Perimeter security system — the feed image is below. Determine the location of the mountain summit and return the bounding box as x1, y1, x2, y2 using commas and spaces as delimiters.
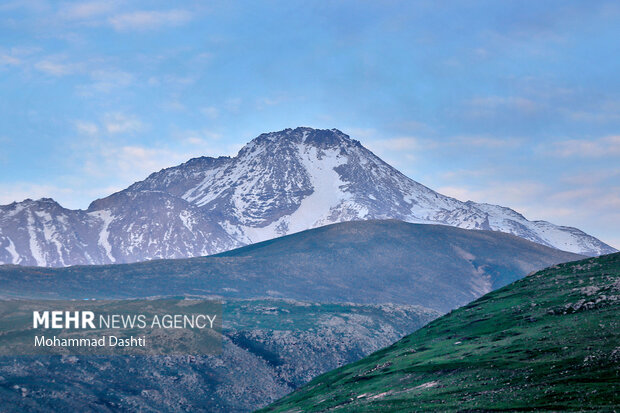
0, 127, 615, 266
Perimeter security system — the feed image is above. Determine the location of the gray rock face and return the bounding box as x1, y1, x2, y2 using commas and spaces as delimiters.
86, 190, 237, 264
0, 199, 105, 267
0, 127, 615, 267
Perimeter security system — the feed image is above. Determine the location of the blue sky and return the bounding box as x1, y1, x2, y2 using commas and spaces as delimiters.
0, 0, 618, 248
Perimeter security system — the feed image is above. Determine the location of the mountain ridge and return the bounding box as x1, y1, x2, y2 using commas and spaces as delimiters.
0, 127, 615, 267
0, 220, 583, 313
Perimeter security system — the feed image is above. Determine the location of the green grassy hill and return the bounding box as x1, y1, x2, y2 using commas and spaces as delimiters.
260, 252, 620, 412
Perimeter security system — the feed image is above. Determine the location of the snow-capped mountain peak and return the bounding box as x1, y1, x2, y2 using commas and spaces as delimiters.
0, 127, 615, 267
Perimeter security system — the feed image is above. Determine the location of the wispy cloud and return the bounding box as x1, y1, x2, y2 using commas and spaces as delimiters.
546, 135, 620, 158
182, 129, 222, 144
438, 181, 548, 208
79, 138, 234, 189
74, 120, 99, 136
561, 168, 620, 186
0, 54, 21, 66
76, 69, 134, 96
255, 93, 298, 110
34, 59, 77, 76
464, 96, 540, 117
108, 9, 193, 31
342, 127, 378, 140
0, 0, 50, 13
81, 144, 190, 183
451, 135, 522, 148
256, 95, 288, 108
370, 137, 427, 151
161, 100, 186, 111
103, 113, 144, 134
224, 97, 242, 112
0, 182, 76, 206
58, 1, 117, 21
200, 106, 219, 119
368, 134, 519, 153
565, 100, 620, 123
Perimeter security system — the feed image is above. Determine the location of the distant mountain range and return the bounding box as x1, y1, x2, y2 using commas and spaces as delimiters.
0, 127, 615, 267
0, 220, 583, 312
260, 252, 620, 412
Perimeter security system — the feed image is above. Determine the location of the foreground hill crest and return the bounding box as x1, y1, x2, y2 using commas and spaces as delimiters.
0, 127, 616, 266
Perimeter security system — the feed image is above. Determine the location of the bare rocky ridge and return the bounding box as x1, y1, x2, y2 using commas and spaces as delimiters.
0, 127, 615, 266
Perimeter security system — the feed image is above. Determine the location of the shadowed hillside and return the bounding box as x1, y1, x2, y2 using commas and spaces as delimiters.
0, 220, 583, 312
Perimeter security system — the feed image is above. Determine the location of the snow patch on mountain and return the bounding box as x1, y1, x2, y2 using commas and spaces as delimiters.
89, 209, 116, 263
5, 238, 19, 264
26, 211, 45, 266
241, 144, 351, 242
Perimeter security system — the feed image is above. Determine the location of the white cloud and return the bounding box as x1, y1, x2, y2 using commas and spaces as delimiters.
80, 141, 230, 188
464, 96, 540, 117
452, 135, 522, 148
258, 96, 285, 106
547, 135, 620, 158
59, 1, 117, 20
0, 0, 50, 13
367, 135, 519, 155
563, 100, 620, 123
0, 183, 75, 206
224, 98, 242, 112
161, 100, 186, 111
143, 74, 195, 88
34, 59, 76, 76
74, 120, 99, 136
77, 69, 134, 96
561, 168, 620, 186
103, 113, 144, 134
109, 9, 193, 31
82, 145, 187, 182
0, 54, 21, 66
0, 181, 128, 210
374, 137, 425, 151
437, 181, 548, 209
185, 137, 205, 145
201, 106, 219, 119
440, 168, 494, 180
183, 129, 221, 143
343, 127, 377, 140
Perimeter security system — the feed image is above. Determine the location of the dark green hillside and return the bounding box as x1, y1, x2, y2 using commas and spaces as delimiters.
260, 253, 620, 412
0, 220, 582, 312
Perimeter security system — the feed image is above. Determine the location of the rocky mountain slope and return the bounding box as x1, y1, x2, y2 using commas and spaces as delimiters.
0, 127, 615, 267
0, 220, 583, 312
261, 252, 620, 412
